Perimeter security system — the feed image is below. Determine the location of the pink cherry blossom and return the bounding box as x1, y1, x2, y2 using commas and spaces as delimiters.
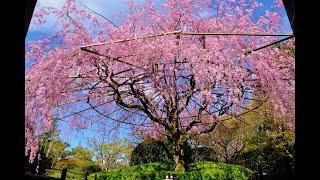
26, 0, 294, 168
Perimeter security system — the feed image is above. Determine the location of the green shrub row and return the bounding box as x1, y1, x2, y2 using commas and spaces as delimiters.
97, 162, 253, 180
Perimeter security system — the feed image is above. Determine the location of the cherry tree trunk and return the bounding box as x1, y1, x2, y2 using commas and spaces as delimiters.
172, 134, 187, 172
173, 145, 186, 172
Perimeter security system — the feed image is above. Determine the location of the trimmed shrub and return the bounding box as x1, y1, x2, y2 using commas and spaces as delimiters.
130, 140, 217, 166
97, 162, 253, 180
186, 162, 253, 180
236, 145, 295, 177
130, 140, 174, 165
97, 163, 171, 180
86, 163, 102, 174
191, 147, 217, 162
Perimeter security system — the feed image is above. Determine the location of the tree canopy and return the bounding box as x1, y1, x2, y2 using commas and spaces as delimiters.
26, 0, 294, 172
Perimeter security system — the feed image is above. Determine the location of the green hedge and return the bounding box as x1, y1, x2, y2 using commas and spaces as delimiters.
130, 140, 218, 166
97, 162, 253, 180
130, 140, 174, 165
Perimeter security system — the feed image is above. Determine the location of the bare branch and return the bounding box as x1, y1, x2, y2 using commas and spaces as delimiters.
80, 2, 119, 28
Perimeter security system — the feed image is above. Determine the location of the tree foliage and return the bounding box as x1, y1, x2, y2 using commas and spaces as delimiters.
236, 105, 295, 176
26, 0, 294, 171
89, 138, 134, 171
58, 147, 94, 173
130, 139, 175, 166
130, 139, 217, 165
190, 147, 217, 163
193, 102, 295, 176
25, 120, 67, 175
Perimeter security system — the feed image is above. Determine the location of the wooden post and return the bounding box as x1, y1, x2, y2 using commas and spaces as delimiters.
176, 34, 180, 46
60, 167, 67, 180
200, 35, 206, 49
254, 171, 259, 180
258, 165, 263, 180
94, 174, 97, 180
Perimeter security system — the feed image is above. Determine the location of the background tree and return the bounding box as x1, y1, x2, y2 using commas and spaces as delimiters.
196, 121, 247, 163
88, 138, 134, 171
190, 146, 217, 163
26, 0, 294, 172
195, 102, 295, 175
236, 103, 295, 176
46, 140, 70, 169
25, 120, 65, 175
130, 138, 221, 166
130, 139, 175, 166
66, 147, 93, 173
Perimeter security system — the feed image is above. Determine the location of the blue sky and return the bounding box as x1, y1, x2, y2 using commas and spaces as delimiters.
27, 0, 129, 41
26, 0, 293, 149
26, 0, 139, 149
26, 0, 293, 42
